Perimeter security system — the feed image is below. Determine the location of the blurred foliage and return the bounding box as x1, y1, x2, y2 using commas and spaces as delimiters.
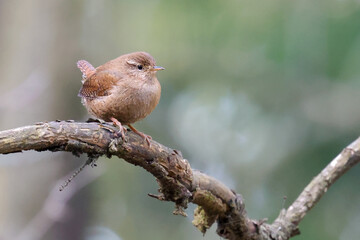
1, 0, 360, 239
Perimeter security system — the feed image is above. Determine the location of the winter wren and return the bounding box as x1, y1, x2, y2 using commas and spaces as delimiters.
77, 52, 164, 145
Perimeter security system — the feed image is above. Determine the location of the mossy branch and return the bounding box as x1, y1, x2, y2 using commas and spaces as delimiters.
0, 120, 359, 240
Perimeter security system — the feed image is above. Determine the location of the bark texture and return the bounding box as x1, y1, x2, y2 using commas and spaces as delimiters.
0, 120, 359, 240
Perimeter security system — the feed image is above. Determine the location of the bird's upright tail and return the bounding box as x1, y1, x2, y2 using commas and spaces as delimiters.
77, 60, 96, 83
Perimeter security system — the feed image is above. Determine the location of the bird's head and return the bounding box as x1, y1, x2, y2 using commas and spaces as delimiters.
124, 52, 164, 81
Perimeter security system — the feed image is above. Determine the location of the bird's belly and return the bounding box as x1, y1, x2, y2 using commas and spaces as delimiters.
83, 85, 160, 125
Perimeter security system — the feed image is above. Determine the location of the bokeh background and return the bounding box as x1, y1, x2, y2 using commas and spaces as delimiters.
1, 0, 360, 239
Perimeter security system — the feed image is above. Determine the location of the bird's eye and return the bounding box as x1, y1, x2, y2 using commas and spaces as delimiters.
137, 65, 143, 70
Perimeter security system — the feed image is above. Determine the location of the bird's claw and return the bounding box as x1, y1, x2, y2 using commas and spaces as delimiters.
114, 127, 127, 140
128, 124, 152, 146
110, 117, 127, 141
143, 134, 152, 146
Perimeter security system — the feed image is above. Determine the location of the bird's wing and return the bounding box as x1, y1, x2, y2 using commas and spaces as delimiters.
78, 70, 122, 99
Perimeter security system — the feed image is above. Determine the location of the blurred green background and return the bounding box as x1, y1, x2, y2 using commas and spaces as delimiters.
1, 0, 360, 239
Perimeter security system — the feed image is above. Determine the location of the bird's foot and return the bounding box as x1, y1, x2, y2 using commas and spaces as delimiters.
142, 134, 152, 146
128, 124, 152, 146
110, 117, 127, 140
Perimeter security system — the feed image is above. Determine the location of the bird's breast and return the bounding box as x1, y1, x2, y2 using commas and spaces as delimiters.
108, 78, 161, 124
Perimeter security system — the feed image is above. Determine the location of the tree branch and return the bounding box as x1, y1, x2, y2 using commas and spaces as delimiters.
258, 137, 360, 239
0, 120, 359, 239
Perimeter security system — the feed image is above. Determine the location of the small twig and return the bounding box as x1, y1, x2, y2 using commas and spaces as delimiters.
148, 193, 166, 201
59, 155, 99, 191
282, 196, 287, 209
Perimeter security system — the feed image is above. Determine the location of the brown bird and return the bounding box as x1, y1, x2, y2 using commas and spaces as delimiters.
77, 52, 164, 145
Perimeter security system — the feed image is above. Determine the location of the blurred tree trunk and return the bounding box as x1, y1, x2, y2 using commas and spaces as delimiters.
0, 1, 88, 240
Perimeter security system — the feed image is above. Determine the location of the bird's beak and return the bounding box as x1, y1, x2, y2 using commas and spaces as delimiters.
152, 66, 165, 71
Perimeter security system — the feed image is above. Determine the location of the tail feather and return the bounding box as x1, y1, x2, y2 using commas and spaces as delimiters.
77, 60, 96, 82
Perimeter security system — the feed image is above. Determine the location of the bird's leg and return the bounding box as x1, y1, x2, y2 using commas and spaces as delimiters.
110, 117, 127, 139
128, 124, 152, 146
